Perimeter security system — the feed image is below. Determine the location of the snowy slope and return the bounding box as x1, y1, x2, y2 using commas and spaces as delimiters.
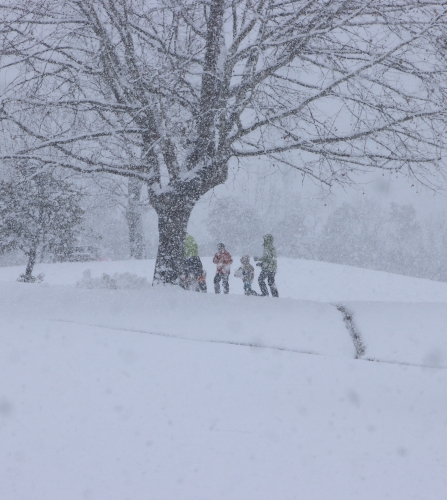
1, 259, 447, 499
346, 302, 447, 367
2, 256, 447, 301
0, 282, 354, 358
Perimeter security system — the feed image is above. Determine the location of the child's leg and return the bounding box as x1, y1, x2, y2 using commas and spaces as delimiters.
267, 272, 278, 297
222, 274, 229, 294
258, 270, 269, 296
198, 274, 207, 293
214, 273, 221, 293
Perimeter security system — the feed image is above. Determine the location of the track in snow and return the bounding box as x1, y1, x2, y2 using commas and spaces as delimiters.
52, 319, 319, 357
334, 304, 366, 359
51, 318, 446, 370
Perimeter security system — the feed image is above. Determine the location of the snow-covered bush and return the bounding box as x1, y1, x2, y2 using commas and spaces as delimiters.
77, 269, 149, 289
17, 273, 45, 284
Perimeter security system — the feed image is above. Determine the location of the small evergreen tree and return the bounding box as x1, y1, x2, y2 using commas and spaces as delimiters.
0, 169, 85, 282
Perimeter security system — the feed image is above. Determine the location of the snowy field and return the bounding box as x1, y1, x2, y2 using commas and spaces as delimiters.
1, 258, 447, 499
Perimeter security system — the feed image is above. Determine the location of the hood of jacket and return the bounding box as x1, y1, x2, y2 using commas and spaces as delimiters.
184, 234, 199, 258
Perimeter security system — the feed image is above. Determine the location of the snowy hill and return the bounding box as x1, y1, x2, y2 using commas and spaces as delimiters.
2, 256, 447, 301
1, 258, 447, 499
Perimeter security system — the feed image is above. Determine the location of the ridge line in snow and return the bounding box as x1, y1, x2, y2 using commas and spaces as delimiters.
363, 357, 447, 370
334, 304, 366, 359
50, 319, 447, 370
50, 319, 320, 356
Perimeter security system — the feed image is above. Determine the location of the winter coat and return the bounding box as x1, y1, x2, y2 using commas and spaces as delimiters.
213, 249, 233, 274
184, 234, 199, 259
259, 234, 277, 273
184, 256, 204, 278
234, 263, 255, 283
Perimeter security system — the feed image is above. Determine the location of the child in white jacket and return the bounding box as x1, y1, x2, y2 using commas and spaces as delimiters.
234, 255, 258, 296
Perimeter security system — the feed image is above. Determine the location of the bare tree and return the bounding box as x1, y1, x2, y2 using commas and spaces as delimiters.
82, 173, 147, 259
1, 0, 446, 284
126, 177, 145, 259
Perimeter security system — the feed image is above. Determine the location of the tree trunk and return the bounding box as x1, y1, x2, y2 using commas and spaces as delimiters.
152, 194, 194, 285
24, 247, 37, 280
126, 178, 145, 259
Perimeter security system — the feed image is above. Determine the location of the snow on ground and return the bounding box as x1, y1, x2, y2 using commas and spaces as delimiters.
1, 258, 447, 499
346, 302, 447, 368
0, 282, 354, 358
2, 256, 447, 301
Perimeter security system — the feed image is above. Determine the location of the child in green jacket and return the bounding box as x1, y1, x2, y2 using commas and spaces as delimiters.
254, 234, 279, 297
183, 234, 207, 292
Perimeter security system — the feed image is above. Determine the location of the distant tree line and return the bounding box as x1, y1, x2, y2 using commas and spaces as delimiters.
2, 171, 447, 285
205, 196, 447, 282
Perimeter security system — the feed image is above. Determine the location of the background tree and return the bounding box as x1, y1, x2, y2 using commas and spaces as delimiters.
384, 203, 425, 276
318, 199, 386, 269
1, 0, 446, 284
207, 197, 263, 255
317, 199, 431, 277
126, 178, 146, 259
275, 205, 309, 259
421, 210, 447, 282
0, 168, 85, 282
86, 173, 148, 259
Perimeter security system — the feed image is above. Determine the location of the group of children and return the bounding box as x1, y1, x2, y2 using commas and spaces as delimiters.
182, 234, 279, 298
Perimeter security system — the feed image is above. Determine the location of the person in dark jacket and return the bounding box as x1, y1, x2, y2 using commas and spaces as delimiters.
212, 243, 233, 294
255, 234, 279, 297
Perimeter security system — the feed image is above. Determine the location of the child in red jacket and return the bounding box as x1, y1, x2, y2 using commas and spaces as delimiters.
212, 243, 233, 294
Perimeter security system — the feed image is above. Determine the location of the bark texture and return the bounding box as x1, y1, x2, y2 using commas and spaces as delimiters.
153, 197, 194, 285
24, 247, 36, 280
